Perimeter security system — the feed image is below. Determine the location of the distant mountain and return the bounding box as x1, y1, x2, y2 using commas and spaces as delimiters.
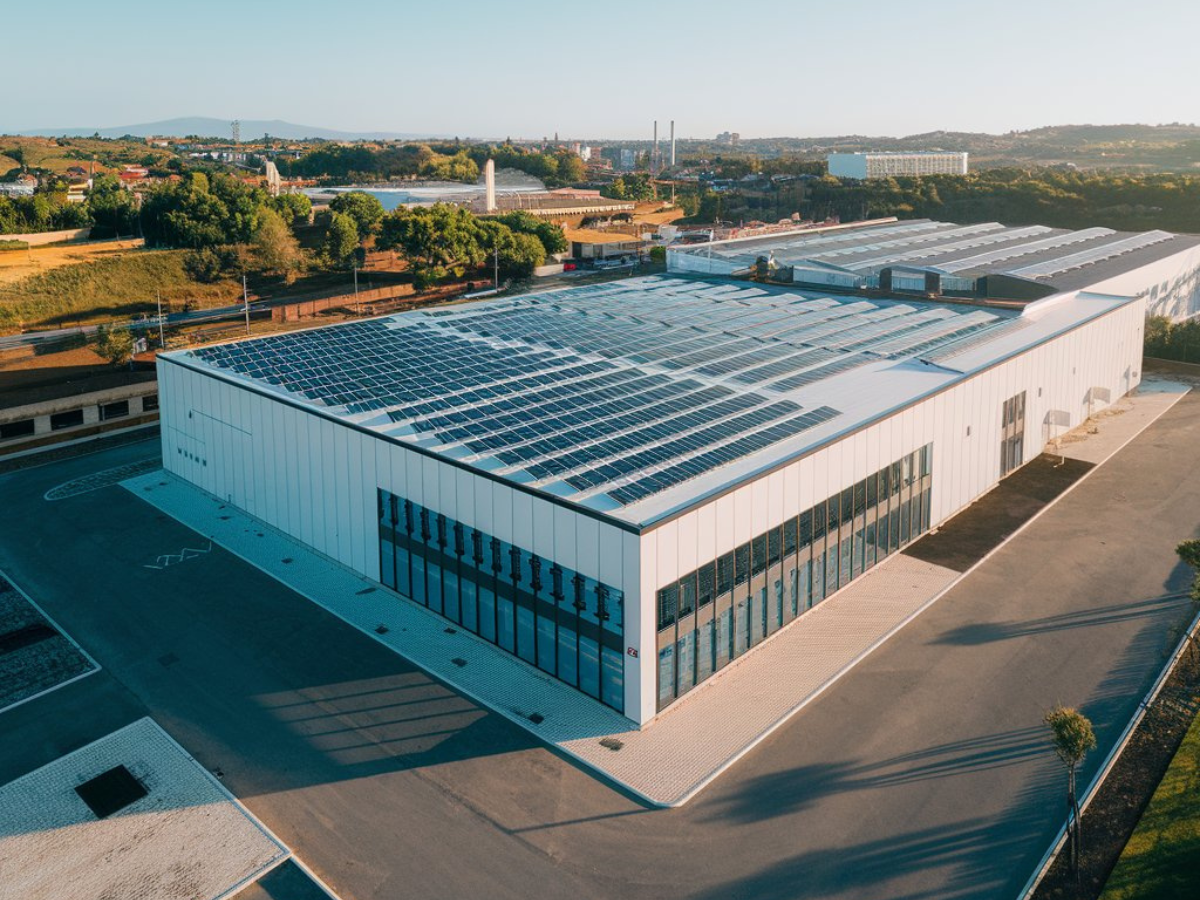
17, 117, 442, 141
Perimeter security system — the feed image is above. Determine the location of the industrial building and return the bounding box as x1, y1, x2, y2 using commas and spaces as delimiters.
158, 219, 1200, 726
828, 151, 969, 179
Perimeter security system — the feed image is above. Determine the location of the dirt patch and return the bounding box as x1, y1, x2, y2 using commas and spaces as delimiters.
0, 239, 145, 287
1032, 643, 1200, 900
903, 454, 1094, 572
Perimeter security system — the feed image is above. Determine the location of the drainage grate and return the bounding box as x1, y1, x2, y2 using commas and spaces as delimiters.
75, 765, 147, 819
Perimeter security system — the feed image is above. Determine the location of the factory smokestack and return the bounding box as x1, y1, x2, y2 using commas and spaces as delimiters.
670, 120, 675, 167
484, 159, 496, 213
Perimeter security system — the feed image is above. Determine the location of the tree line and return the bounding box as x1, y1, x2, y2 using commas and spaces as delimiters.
376, 205, 567, 288
1144, 315, 1200, 363
804, 168, 1200, 234
277, 142, 585, 188
132, 170, 566, 289
0, 174, 141, 237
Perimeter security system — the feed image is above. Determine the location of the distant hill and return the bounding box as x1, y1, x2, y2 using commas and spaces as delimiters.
17, 117, 442, 141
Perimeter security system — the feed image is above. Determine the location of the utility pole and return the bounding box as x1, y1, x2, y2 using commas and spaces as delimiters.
493, 247, 499, 289
353, 264, 360, 315
243, 275, 250, 335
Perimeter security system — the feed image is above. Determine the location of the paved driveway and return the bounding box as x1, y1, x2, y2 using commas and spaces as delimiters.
1, 395, 1198, 900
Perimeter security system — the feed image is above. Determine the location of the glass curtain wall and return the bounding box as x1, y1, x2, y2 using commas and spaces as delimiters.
378, 489, 625, 713
656, 443, 934, 712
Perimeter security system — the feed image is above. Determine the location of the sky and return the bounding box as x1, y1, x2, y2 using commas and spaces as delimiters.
7, 0, 1199, 140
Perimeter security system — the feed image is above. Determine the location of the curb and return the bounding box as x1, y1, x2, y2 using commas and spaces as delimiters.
1015, 604, 1200, 900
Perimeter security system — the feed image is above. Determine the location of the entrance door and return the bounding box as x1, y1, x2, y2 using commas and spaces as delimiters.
1000, 391, 1027, 477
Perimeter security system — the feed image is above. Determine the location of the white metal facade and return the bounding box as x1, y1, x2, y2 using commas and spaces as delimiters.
828, 152, 969, 179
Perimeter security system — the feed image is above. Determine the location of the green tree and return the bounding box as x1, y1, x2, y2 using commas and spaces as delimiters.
1174, 540, 1200, 658
477, 220, 547, 279
86, 175, 139, 239
603, 174, 656, 202
328, 191, 385, 236
494, 210, 567, 255
324, 211, 360, 268
271, 192, 312, 225
252, 207, 304, 279
420, 151, 480, 183
93, 322, 136, 365
553, 151, 585, 184
1044, 705, 1097, 875
376, 203, 486, 286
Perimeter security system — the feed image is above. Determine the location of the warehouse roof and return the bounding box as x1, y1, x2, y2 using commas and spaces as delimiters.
671, 218, 1200, 293
170, 274, 1137, 528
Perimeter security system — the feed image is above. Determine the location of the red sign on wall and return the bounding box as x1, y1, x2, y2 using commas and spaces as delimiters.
627, 647, 639, 658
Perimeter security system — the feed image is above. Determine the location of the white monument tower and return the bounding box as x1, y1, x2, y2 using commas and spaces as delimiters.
484, 159, 496, 213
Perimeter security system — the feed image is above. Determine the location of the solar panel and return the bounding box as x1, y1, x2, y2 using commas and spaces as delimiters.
189, 273, 1024, 509
934, 227, 1116, 273
1004, 231, 1174, 279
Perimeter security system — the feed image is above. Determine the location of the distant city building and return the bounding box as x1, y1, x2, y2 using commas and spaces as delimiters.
619, 148, 637, 170
716, 131, 740, 146
827, 151, 969, 179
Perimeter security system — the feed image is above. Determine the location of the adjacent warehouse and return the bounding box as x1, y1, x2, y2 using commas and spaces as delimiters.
828, 151, 969, 179
158, 219, 1200, 726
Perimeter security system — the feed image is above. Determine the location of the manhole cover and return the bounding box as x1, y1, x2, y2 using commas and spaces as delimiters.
75, 765, 147, 819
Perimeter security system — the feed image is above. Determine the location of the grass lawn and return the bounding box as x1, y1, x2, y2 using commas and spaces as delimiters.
1099, 704, 1200, 899
0, 248, 241, 333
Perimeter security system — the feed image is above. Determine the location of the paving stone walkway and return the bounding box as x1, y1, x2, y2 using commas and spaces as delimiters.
120, 380, 1189, 807
0, 717, 287, 900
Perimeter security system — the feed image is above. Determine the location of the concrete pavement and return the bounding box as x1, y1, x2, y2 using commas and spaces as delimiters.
1, 392, 1198, 899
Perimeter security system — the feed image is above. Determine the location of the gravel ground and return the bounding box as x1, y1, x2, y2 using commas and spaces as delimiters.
0, 575, 96, 710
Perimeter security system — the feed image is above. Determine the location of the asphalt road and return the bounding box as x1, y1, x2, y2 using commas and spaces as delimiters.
1, 396, 1198, 900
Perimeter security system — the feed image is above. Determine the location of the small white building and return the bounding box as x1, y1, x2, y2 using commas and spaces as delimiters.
159, 219, 1200, 726
828, 151, 969, 179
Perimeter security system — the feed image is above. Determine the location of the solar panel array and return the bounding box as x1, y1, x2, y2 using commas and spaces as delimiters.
190, 276, 1016, 510
678, 221, 1183, 291
1004, 230, 1175, 279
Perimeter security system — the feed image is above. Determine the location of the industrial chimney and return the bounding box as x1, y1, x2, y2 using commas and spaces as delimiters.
670, 120, 676, 167
484, 159, 496, 213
